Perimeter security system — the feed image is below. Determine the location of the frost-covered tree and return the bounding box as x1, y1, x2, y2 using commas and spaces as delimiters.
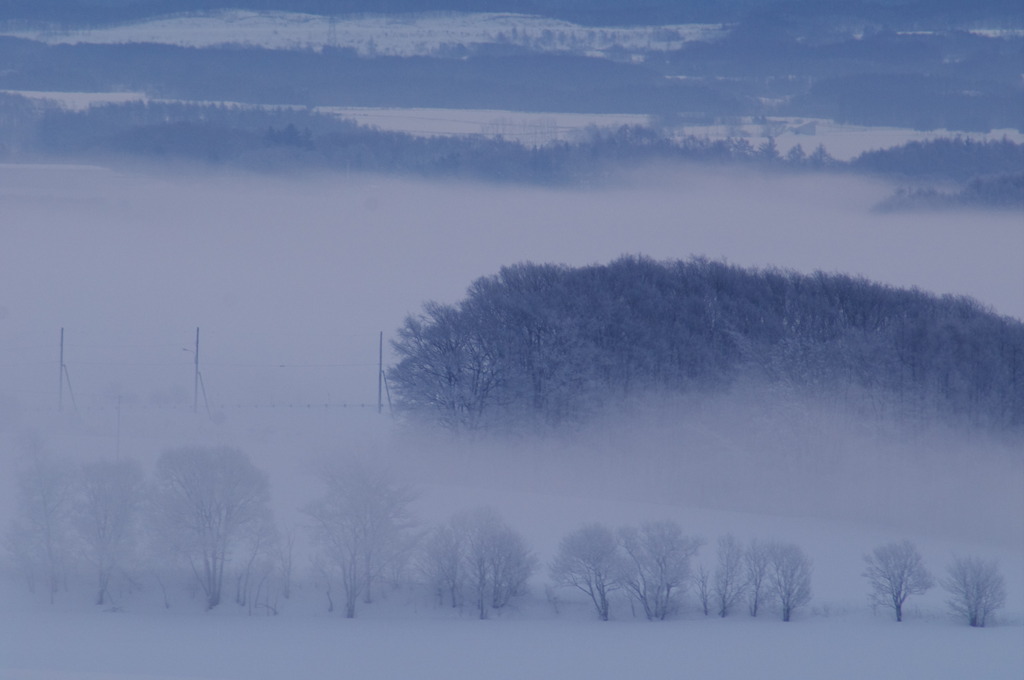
73, 459, 145, 606
418, 523, 466, 609
305, 461, 417, 618
389, 258, 1024, 433
150, 446, 273, 610
693, 562, 712, 616
457, 508, 536, 620
713, 533, 747, 618
941, 556, 1006, 627
389, 301, 503, 430
618, 520, 701, 621
744, 538, 771, 617
863, 540, 933, 622
766, 541, 813, 622
549, 523, 622, 621
3, 442, 75, 603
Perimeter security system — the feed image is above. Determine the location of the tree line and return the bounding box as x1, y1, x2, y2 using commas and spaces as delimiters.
388, 257, 1024, 432
3, 445, 1007, 627
2, 94, 1021, 192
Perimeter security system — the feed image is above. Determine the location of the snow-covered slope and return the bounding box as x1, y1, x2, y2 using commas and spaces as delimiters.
2, 10, 726, 57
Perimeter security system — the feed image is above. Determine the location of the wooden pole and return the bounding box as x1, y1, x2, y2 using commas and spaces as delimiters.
193, 327, 200, 414
58, 327, 64, 411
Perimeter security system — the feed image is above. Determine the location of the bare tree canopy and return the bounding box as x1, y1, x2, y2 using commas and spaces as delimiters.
550, 523, 623, 621
941, 555, 1006, 628
713, 534, 747, 618
863, 540, 933, 622
3, 443, 75, 604
456, 507, 536, 620
390, 257, 1024, 432
744, 538, 771, 617
767, 541, 813, 622
305, 460, 418, 618
618, 520, 701, 621
151, 446, 274, 610
74, 459, 146, 606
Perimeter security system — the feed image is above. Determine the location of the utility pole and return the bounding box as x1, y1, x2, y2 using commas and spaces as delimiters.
378, 331, 383, 414
58, 327, 64, 411
115, 395, 121, 460
58, 328, 76, 413
193, 327, 200, 414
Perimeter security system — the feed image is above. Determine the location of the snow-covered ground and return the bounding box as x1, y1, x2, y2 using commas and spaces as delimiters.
0, 10, 726, 57
2, 601, 1019, 680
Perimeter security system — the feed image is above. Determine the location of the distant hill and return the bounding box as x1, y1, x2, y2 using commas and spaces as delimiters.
1, 1, 1020, 27
0, 1, 771, 26
388, 257, 1024, 432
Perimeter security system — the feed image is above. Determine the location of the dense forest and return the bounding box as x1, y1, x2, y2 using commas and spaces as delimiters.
388, 257, 1024, 432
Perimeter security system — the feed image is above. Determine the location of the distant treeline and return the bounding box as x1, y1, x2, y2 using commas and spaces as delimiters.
2, 96, 1021, 190
0, 96, 826, 183
877, 172, 1024, 211
388, 257, 1024, 432
852, 137, 1024, 182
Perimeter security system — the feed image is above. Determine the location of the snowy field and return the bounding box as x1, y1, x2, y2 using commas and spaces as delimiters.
0, 420, 1022, 680
0, 10, 726, 57
0, 397, 1022, 680
1, 164, 1022, 679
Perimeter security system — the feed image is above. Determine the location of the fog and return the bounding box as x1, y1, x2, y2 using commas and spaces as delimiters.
1, 162, 1022, 679
3, 164, 1020, 394
1, 160, 1020, 536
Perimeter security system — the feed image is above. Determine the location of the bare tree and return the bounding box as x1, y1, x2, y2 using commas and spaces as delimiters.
457, 508, 536, 620
693, 562, 712, 616
73, 459, 145, 606
618, 520, 702, 621
389, 302, 503, 431
418, 523, 465, 609
713, 533, 747, 618
863, 540, 933, 622
3, 443, 75, 603
549, 523, 622, 621
766, 541, 813, 622
150, 446, 273, 610
941, 555, 1006, 627
233, 513, 278, 612
274, 526, 298, 600
304, 460, 417, 618
744, 538, 770, 617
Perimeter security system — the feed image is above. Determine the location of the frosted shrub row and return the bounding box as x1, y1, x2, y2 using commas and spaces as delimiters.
3, 446, 1006, 626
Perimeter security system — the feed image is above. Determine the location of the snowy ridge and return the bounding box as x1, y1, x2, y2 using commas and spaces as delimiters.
3, 10, 727, 57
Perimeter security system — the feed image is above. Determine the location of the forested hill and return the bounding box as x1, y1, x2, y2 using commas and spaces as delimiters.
388, 257, 1024, 433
